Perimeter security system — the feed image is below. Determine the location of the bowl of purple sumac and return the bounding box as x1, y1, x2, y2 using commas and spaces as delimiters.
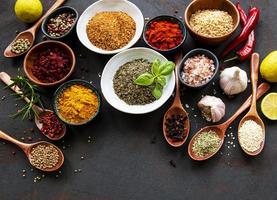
24, 40, 76, 87
41, 6, 78, 40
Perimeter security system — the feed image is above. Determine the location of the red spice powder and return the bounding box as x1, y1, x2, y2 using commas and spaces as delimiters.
41, 112, 64, 139
146, 20, 183, 50
31, 48, 70, 83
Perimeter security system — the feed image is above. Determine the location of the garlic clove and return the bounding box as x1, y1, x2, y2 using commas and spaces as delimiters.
198, 95, 225, 123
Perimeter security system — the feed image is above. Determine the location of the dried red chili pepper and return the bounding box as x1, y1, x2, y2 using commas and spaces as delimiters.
221, 6, 260, 58
225, 3, 256, 62
145, 20, 183, 50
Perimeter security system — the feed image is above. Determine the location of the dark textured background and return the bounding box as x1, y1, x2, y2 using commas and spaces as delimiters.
0, 0, 276, 200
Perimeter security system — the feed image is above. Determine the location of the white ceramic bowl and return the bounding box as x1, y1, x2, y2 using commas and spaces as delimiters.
76, 0, 144, 54
101, 47, 175, 114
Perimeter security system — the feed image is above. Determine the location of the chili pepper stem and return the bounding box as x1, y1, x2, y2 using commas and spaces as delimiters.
224, 56, 239, 63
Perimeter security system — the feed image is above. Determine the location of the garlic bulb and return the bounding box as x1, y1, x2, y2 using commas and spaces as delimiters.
220, 66, 248, 95
198, 95, 225, 123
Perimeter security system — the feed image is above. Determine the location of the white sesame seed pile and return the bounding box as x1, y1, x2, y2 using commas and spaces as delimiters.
189, 9, 234, 37
238, 120, 264, 152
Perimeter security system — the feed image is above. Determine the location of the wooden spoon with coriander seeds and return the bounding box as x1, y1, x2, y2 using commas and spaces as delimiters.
3, 0, 65, 58
0, 72, 66, 140
0, 130, 64, 172
163, 50, 190, 147
188, 82, 270, 161
238, 53, 266, 156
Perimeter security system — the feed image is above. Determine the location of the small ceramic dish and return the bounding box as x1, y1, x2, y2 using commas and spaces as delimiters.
76, 0, 144, 55
53, 79, 101, 126
23, 40, 75, 87
100, 47, 175, 114
184, 0, 240, 45
143, 15, 187, 54
41, 6, 78, 40
178, 48, 219, 89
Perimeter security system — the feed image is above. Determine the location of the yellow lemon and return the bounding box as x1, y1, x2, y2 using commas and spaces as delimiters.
260, 51, 277, 83
261, 93, 277, 120
14, 0, 43, 23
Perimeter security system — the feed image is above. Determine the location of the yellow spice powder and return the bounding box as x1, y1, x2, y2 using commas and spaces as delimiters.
58, 84, 99, 124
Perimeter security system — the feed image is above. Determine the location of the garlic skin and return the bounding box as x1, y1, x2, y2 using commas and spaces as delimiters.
198, 95, 225, 123
220, 66, 248, 95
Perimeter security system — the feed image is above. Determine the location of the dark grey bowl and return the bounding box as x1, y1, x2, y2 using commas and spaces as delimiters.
53, 79, 101, 126
178, 48, 219, 89
143, 15, 187, 54
41, 6, 78, 40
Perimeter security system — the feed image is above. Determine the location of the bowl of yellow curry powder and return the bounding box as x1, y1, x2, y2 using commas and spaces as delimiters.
53, 80, 101, 125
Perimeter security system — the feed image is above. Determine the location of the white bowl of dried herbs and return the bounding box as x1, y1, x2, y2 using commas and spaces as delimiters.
76, 0, 144, 54
101, 47, 176, 114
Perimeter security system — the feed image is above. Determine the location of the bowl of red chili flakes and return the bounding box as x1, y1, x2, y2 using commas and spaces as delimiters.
143, 15, 187, 54
24, 40, 76, 87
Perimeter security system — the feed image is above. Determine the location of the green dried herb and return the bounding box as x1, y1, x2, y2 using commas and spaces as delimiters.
192, 130, 221, 157
134, 59, 175, 99
5, 76, 44, 119
113, 59, 156, 105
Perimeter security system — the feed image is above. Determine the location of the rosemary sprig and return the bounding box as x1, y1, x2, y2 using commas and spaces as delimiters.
5, 76, 44, 120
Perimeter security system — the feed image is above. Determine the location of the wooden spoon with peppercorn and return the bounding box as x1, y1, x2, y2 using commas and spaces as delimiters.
0, 72, 66, 140
0, 130, 64, 172
163, 50, 190, 147
188, 82, 270, 161
3, 0, 65, 58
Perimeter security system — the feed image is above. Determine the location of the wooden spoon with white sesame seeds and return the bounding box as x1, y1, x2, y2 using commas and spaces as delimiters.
0, 130, 64, 172
188, 82, 270, 161
238, 53, 266, 156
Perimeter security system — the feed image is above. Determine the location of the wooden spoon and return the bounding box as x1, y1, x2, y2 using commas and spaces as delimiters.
0, 130, 64, 172
3, 0, 65, 58
163, 50, 190, 147
188, 82, 270, 161
238, 53, 265, 156
0, 72, 66, 140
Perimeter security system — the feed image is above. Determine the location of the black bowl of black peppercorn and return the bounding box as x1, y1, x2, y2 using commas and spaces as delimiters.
41, 6, 78, 40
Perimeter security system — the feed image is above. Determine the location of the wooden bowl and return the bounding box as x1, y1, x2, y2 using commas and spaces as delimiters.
24, 41, 75, 87
184, 0, 240, 45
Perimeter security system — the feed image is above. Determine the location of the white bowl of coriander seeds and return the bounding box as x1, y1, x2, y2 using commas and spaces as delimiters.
77, 0, 144, 54
101, 47, 175, 114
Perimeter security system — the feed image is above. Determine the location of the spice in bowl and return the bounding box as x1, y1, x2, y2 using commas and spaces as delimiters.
86, 11, 136, 50
165, 114, 187, 141
181, 54, 215, 86
238, 120, 264, 152
57, 84, 99, 124
192, 130, 221, 157
31, 47, 70, 83
11, 38, 31, 54
189, 9, 234, 37
47, 12, 76, 37
29, 144, 60, 170
145, 20, 183, 50
41, 112, 64, 139
113, 59, 155, 105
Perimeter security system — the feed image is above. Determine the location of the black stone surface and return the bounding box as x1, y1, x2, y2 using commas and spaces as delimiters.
0, 0, 276, 199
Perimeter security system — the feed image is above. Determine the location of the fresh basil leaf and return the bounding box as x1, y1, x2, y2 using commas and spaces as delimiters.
151, 58, 161, 76
158, 61, 175, 76
134, 73, 155, 86
156, 75, 166, 86
152, 83, 163, 99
